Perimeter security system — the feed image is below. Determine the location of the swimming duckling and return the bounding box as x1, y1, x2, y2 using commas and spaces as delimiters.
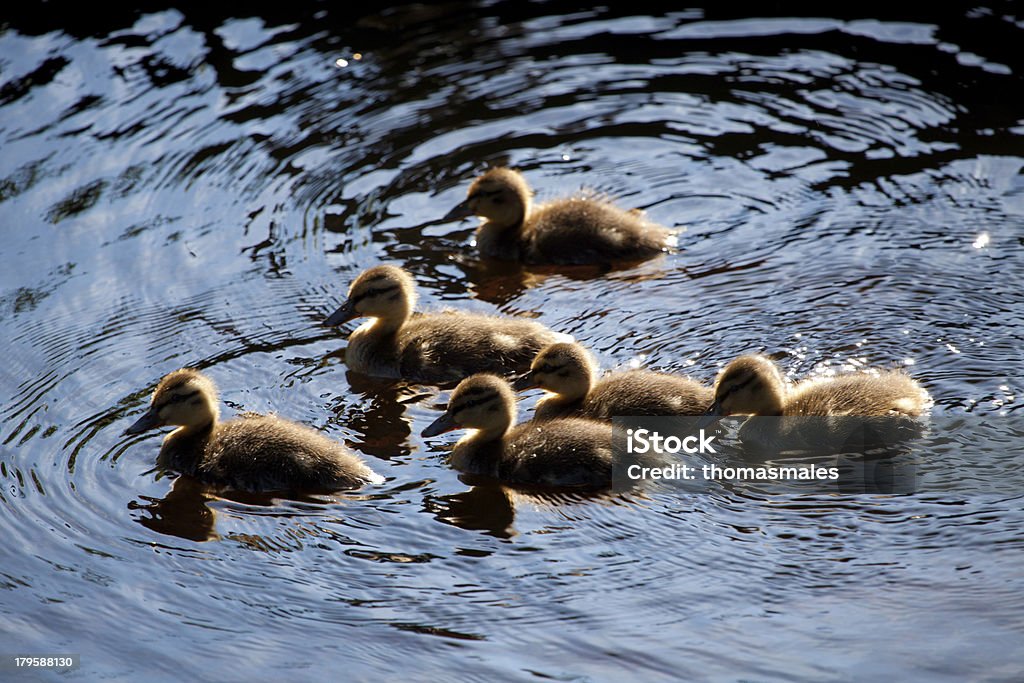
707, 355, 930, 417
124, 369, 383, 492
443, 167, 675, 264
514, 342, 713, 420
421, 374, 615, 489
703, 354, 931, 450
324, 265, 569, 384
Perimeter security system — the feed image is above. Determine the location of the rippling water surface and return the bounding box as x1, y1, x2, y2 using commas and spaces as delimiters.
2, 4, 1023, 680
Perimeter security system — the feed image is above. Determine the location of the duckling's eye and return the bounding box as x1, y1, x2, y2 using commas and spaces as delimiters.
722, 376, 756, 399
538, 363, 561, 374
469, 189, 502, 202
155, 389, 199, 409
353, 285, 400, 304
453, 394, 499, 413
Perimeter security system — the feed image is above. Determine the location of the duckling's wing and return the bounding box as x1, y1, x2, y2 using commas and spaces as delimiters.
397, 312, 561, 383
788, 373, 929, 417
203, 416, 378, 492
585, 371, 713, 418
502, 419, 614, 488
534, 395, 585, 421
527, 201, 673, 264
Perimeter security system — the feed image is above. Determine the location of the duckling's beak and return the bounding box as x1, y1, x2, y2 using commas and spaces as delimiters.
324, 298, 357, 327
696, 400, 723, 429
443, 199, 475, 222
511, 371, 539, 392
123, 406, 164, 436
422, 412, 460, 437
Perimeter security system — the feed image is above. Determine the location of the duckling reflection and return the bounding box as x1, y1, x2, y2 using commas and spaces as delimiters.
443, 167, 675, 264
324, 264, 569, 384
124, 369, 383, 492
426, 482, 516, 539
129, 475, 219, 542
129, 472, 373, 543
422, 374, 614, 489
427, 480, 634, 539
440, 256, 545, 307
336, 369, 427, 460
441, 254, 664, 307
515, 342, 713, 420
703, 354, 931, 452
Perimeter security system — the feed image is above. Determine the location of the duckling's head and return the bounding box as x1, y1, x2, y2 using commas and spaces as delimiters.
124, 369, 219, 435
707, 355, 786, 418
324, 265, 416, 329
513, 342, 596, 400
422, 374, 516, 440
443, 167, 531, 228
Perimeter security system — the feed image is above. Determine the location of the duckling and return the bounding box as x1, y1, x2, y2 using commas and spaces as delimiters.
123, 369, 383, 492
707, 355, 930, 417
324, 264, 569, 384
421, 374, 615, 489
514, 342, 713, 420
443, 167, 675, 264
702, 354, 931, 450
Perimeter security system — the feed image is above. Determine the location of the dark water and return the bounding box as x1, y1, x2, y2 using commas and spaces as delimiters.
2, 4, 1023, 680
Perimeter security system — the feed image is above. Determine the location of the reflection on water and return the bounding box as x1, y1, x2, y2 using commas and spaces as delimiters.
130, 475, 221, 542
2, 3, 1023, 680
427, 483, 517, 539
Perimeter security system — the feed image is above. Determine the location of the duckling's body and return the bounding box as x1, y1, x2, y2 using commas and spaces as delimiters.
584, 371, 714, 419
125, 369, 382, 492
784, 373, 931, 417
325, 265, 568, 384
444, 168, 675, 264
516, 343, 712, 421
422, 374, 615, 489
708, 355, 930, 418
705, 354, 930, 450
346, 310, 560, 384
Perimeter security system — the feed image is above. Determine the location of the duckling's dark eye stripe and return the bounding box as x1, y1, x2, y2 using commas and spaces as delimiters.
468, 189, 502, 201
537, 363, 562, 374
155, 389, 199, 409
723, 375, 757, 398
352, 285, 400, 305
451, 394, 499, 414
